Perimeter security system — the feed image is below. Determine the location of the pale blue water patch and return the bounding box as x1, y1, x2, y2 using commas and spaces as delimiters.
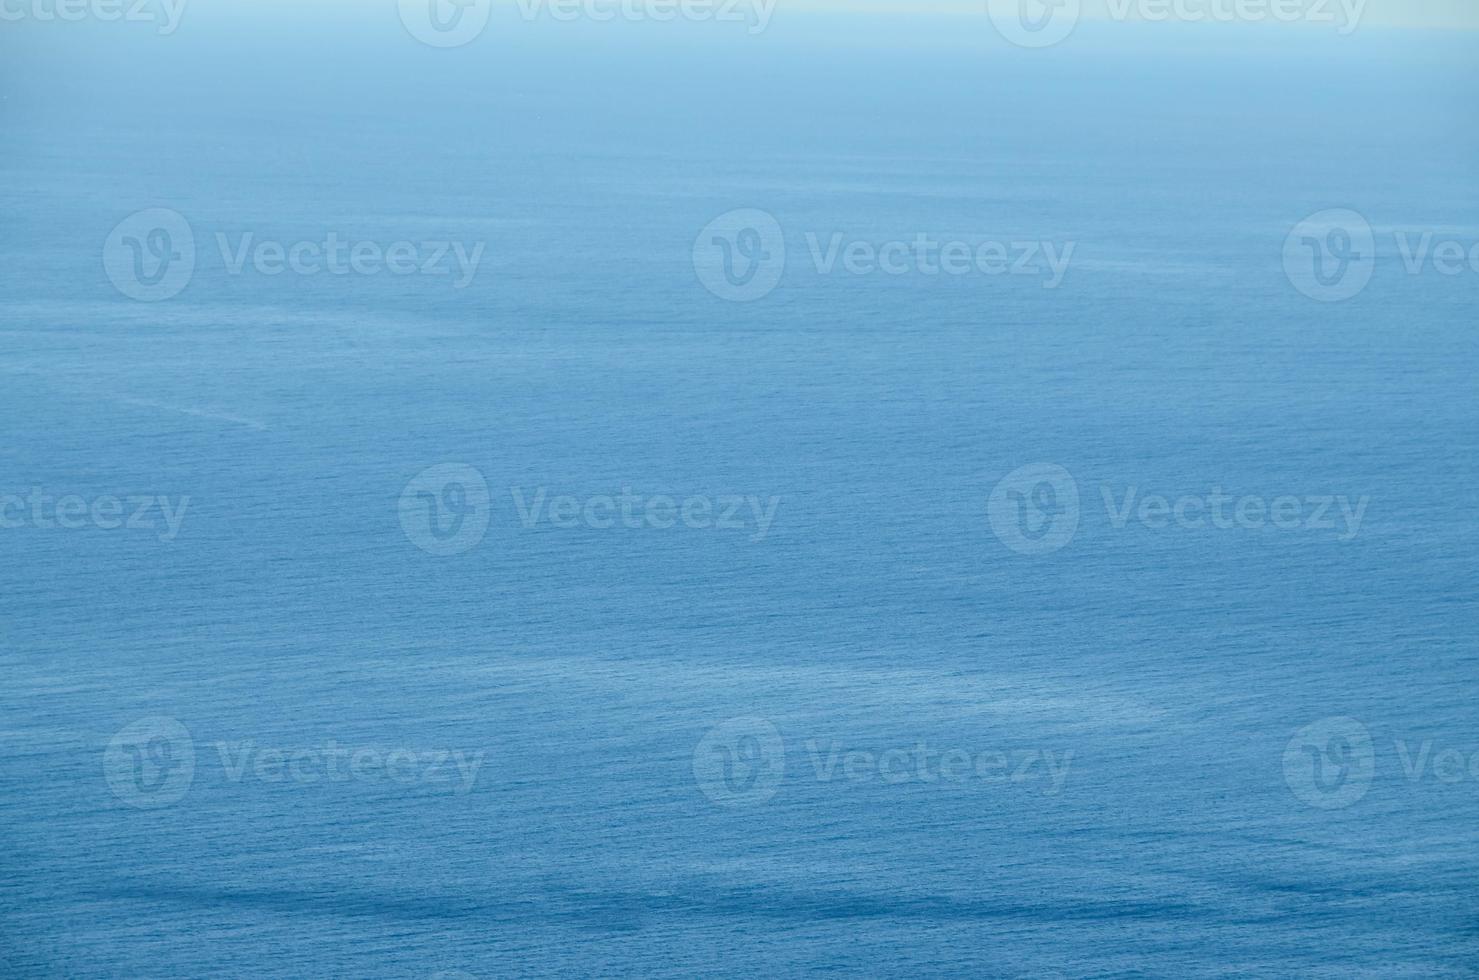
2, 9, 1478, 977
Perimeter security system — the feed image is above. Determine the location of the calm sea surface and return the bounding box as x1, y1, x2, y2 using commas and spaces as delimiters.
2, 11, 1478, 977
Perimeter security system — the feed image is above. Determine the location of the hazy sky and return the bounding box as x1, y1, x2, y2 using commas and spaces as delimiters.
202, 0, 1479, 32
239, 0, 1479, 30
734, 0, 1479, 29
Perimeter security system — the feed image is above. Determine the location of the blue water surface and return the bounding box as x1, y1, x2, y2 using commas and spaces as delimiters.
2, 9, 1478, 977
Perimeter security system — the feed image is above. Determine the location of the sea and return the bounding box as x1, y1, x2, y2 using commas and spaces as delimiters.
1, 6, 1477, 977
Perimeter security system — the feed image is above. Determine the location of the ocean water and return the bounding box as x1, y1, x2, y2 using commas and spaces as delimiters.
2, 8, 1478, 977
